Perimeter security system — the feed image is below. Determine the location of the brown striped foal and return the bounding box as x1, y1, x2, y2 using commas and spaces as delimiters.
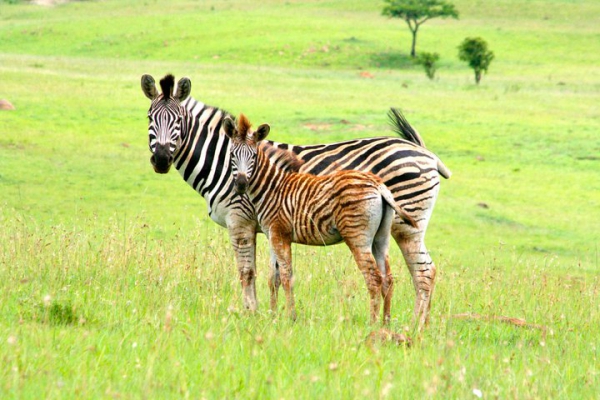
224, 114, 417, 323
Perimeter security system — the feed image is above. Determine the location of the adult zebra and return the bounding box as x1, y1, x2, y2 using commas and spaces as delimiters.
140, 73, 451, 328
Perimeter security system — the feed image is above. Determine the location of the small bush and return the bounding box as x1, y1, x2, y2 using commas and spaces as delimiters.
415, 51, 440, 80
458, 37, 494, 84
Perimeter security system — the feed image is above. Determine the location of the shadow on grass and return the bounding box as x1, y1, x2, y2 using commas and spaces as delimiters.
370, 51, 415, 69
38, 301, 80, 326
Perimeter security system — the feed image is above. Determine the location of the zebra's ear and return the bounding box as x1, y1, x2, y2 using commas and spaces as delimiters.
255, 124, 270, 142
175, 77, 191, 101
223, 117, 236, 139
141, 74, 158, 100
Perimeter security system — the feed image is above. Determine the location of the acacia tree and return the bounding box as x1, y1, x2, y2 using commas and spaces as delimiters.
382, 0, 459, 58
458, 37, 494, 84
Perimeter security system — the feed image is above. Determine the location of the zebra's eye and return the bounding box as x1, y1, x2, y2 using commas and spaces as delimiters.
147, 115, 152, 122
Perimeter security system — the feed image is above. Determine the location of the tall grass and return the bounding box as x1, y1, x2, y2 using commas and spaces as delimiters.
1, 211, 598, 398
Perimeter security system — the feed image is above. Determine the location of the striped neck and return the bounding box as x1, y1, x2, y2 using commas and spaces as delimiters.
246, 149, 290, 201
171, 98, 233, 201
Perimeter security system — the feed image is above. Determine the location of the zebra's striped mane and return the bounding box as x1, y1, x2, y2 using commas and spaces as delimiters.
160, 74, 175, 100
260, 143, 304, 173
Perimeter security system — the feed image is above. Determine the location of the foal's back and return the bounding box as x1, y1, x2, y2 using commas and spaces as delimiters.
274, 169, 386, 246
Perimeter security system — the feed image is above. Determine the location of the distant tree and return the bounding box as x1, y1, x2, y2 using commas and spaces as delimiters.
382, 0, 459, 58
415, 51, 439, 79
458, 37, 494, 84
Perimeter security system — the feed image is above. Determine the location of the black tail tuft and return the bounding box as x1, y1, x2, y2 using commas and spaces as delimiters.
387, 108, 426, 147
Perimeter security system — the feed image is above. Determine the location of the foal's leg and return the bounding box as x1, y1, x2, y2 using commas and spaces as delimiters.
347, 243, 383, 324
228, 222, 258, 311
269, 228, 296, 320
268, 249, 281, 313
380, 257, 393, 325
373, 205, 394, 325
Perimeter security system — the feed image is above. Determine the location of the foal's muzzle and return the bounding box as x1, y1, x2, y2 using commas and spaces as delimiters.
234, 174, 249, 194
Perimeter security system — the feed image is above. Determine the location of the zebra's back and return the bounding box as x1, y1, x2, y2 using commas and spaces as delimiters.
268, 137, 447, 222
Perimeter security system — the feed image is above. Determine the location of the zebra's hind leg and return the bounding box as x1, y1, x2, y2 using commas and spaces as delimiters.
348, 244, 383, 324
393, 227, 436, 330
228, 224, 259, 312
268, 250, 281, 313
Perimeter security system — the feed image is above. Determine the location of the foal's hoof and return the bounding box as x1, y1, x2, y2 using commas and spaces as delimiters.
365, 329, 412, 347
289, 310, 297, 322
243, 299, 258, 312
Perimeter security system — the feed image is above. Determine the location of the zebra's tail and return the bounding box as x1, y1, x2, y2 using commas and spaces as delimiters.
387, 107, 426, 147
436, 159, 452, 179
378, 184, 418, 229
387, 107, 452, 180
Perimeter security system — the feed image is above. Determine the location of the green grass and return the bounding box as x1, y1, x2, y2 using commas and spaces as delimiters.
2, 215, 598, 398
1, 0, 599, 397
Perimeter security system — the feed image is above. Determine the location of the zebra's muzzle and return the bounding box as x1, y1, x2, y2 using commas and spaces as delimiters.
234, 174, 249, 194
151, 144, 173, 174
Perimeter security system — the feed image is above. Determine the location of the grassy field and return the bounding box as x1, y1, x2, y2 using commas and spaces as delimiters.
1, 0, 599, 398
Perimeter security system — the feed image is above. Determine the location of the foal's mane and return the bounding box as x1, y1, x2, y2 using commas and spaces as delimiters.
230, 113, 304, 173
236, 113, 252, 141
260, 143, 304, 173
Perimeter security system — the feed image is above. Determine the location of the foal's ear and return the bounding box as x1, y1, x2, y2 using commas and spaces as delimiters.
141, 74, 158, 100
223, 117, 236, 139
255, 124, 270, 142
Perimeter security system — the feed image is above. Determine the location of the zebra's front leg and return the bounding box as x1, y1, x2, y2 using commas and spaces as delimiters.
228, 224, 258, 311
269, 229, 296, 320
268, 249, 281, 313
394, 232, 436, 330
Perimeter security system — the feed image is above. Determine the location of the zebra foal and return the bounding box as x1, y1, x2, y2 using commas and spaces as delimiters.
224, 113, 417, 323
